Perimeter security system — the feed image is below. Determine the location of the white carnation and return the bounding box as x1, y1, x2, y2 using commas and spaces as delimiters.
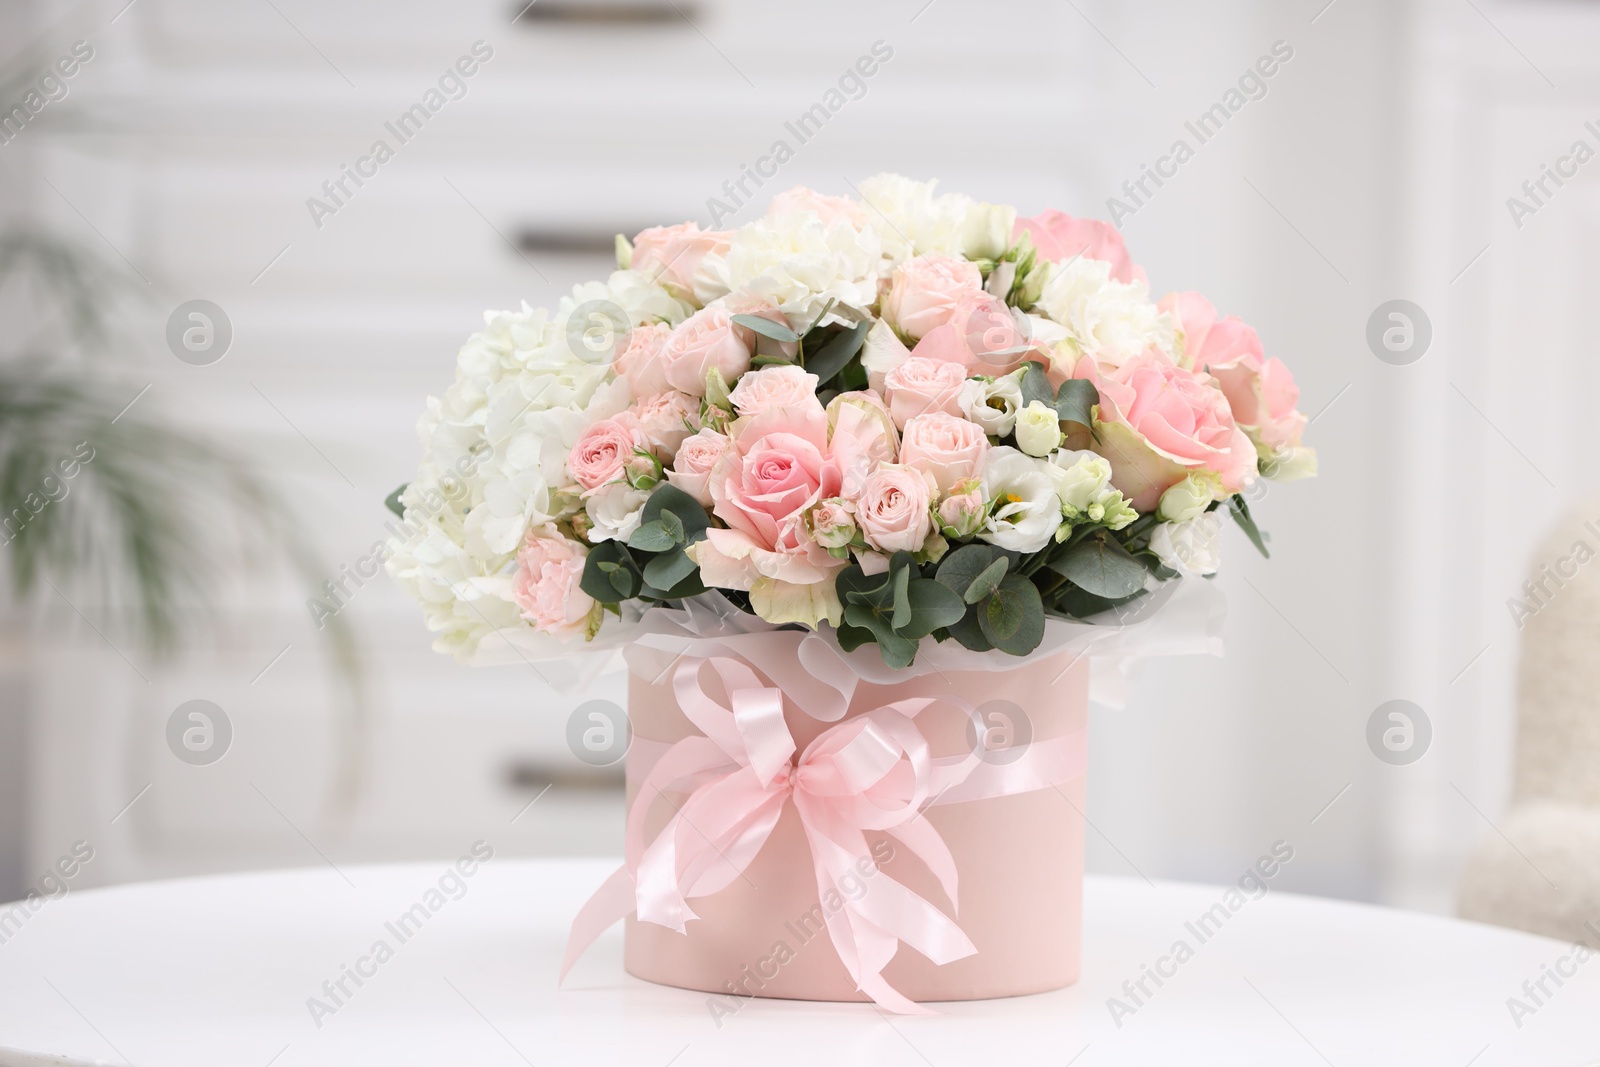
1033, 257, 1175, 368
715, 212, 882, 328
855, 173, 1016, 264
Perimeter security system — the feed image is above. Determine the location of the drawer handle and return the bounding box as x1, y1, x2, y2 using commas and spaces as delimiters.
514, 227, 634, 256
512, 2, 697, 27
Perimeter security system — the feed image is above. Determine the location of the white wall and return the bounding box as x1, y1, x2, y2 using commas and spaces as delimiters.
3, 0, 1594, 914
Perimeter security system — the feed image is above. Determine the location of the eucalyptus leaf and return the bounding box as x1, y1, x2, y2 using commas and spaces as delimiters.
642, 567, 706, 602
580, 541, 638, 602
964, 557, 1009, 605
640, 483, 710, 543
1051, 536, 1149, 599
978, 574, 1045, 655
659, 509, 685, 544
642, 546, 698, 591
837, 564, 892, 609
804, 319, 872, 386
899, 578, 966, 639
1053, 378, 1098, 430
626, 520, 675, 553
384, 484, 407, 518
1019, 361, 1054, 407
889, 564, 911, 630
732, 313, 800, 344
946, 608, 994, 652
935, 543, 1003, 599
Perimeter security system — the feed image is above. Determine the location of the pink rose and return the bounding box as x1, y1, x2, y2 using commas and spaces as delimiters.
568, 412, 650, 492
882, 254, 984, 341
690, 402, 845, 592
728, 364, 820, 417
899, 412, 990, 494
937, 487, 985, 539
631, 222, 730, 297
854, 466, 935, 554
511, 526, 594, 640
613, 322, 674, 399
883, 356, 967, 428
666, 428, 730, 507
1075, 352, 1256, 511
806, 498, 857, 549
1013, 209, 1144, 285
906, 291, 1033, 374
631, 390, 700, 455
1159, 292, 1305, 451
767, 186, 867, 229
660, 305, 756, 396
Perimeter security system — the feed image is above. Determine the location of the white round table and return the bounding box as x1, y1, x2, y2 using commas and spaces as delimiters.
0, 860, 1594, 1066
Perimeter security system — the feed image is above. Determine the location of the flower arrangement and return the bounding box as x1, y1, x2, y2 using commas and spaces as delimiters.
387, 176, 1314, 668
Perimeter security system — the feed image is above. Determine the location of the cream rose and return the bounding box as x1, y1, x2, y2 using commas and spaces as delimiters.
881, 254, 984, 341
854, 466, 935, 554
728, 364, 821, 417
883, 356, 966, 428
667, 428, 732, 507
899, 412, 989, 494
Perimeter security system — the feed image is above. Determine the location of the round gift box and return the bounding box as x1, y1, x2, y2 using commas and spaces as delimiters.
622, 645, 1089, 1003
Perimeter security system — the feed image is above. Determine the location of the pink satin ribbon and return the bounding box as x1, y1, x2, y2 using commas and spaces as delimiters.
560, 654, 1086, 1014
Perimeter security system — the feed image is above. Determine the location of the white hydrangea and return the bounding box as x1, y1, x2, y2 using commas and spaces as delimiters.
1033, 256, 1175, 368
712, 212, 882, 328
855, 173, 1016, 264
385, 272, 687, 662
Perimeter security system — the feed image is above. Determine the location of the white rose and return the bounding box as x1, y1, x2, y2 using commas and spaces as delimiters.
958, 373, 1025, 437
1014, 401, 1062, 457
584, 483, 650, 543
960, 201, 1018, 261
1046, 449, 1114, 512
1150, 513, 1221, 576
979, 446, 1062, 553
1157, 470, 1223, 523
1033, 257, 1175, 369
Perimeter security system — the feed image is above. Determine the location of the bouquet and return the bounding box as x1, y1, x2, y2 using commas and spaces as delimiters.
386, 176, 1315, 669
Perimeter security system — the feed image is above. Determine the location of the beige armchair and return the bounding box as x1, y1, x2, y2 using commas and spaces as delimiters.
1458, 504, 1600, 942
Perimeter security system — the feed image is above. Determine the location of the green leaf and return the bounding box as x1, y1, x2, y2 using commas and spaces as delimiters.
1051, 536, 1149, 599
964, 557, 1009, 605
642, 547, 698, 591
627, 520, 675, 553
899, 578, 967, 639
732, 313, 800, 344
842, 602, 919, 667
804, 319, 872, 386
384, 484, 407, 518
837, 563, 893, 610
1019, 361, 1054, 407
934, 543, 1004, 600
889, 563, 912, 630
659, 509, 685, 544
978, 574, 1046, 655
946, 608, 994, 652
580, 541, 638, 602
1053, 378, 1099, 430
835, 622, 876, 653
798, 298, 837, 339
1049, 584, 1151, 622
1227, 495, 1270, 558
641, 566, 706, 601
640, 484, 710, 544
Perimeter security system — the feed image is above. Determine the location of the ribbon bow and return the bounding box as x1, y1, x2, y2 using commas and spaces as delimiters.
561, 653, 1083, 1013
